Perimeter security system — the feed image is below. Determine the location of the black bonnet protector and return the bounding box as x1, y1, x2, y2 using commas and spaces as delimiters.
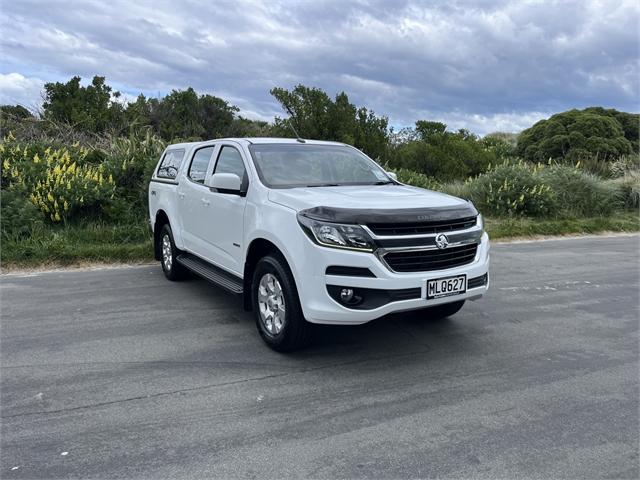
299, 203, 478, 225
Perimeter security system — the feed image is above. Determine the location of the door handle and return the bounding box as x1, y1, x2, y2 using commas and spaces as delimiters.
201, 199, 210, 206
178, 192, 185, 199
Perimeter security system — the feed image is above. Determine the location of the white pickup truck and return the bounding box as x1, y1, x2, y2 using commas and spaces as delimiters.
149, 138, 490, 350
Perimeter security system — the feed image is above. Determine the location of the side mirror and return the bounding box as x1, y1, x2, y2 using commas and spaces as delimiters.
386, 171, 398, 181
207, 173, 242, 194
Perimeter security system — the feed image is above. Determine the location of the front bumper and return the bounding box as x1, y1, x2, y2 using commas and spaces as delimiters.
296, 232, 490, 325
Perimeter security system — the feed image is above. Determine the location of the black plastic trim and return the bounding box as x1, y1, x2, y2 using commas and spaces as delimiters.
468, 273, 488, 289
326, 266, 376, 277
326, 285, 421, 310
150, 178, 179, 185
300, 204, 478, 225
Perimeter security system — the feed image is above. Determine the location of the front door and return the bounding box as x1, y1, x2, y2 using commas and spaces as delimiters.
200, 144, 249, 275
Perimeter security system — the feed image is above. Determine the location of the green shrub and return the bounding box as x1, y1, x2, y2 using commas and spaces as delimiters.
440, 180, 474, 200
385, 123, 496, 181
467, 163, 558, 217
538, 165, 622, 216
609, 172, 640, 210
391, 167, 442, 190
0, 186, 45, 240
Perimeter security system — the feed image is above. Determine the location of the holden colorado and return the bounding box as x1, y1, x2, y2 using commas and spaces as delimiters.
149, 138, 490, 351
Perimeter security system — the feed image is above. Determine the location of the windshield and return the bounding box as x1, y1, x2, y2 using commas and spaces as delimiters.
248, 144, 393, 188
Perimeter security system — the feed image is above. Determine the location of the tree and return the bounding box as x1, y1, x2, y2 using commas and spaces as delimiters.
385, 121, 496, 181
126, 88, 239, 141
270, 85, 389, 160
42, 76, 124, 133
517, 108, 637, 162
0, 105, 34, 120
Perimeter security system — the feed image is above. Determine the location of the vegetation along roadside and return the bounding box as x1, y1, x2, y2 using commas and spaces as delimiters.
1, 75, 638, 269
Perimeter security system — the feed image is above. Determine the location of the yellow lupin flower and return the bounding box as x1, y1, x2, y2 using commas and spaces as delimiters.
33, 153, 41, 164
54, 211, 61, 222
47, 192, 54, 203
63, 201, 69, 211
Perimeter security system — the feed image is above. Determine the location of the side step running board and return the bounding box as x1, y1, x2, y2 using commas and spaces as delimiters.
176, 253, 243, 294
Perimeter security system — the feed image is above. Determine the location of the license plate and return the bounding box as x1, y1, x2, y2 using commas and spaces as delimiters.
426, 275, 467, 299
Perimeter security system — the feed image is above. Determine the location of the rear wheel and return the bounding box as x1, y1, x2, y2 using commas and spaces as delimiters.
159, 224, 188, 281
252, 254, 312, 351
425, 300, 465, 319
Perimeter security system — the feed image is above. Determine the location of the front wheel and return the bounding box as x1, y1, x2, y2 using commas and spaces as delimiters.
425, 300, 465, 320
252, 254, 312, 352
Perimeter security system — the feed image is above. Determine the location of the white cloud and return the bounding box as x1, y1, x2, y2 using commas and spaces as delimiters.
0, 73, 44, 111
409, 110, 552, 136
0, 0, 637, 133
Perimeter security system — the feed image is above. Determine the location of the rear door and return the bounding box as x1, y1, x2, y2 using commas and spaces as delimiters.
200, 143, 249, 275
176, 145, 218, 257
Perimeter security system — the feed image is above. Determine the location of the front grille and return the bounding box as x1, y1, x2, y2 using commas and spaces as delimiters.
383, 243, 478, 273
367, 216, 476, 236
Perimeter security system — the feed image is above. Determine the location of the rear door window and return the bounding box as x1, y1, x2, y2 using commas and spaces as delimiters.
189, 146, 216, 184
157, 149, 185, 179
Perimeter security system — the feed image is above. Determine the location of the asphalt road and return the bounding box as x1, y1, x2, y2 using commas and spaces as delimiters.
1, 235, 639, 479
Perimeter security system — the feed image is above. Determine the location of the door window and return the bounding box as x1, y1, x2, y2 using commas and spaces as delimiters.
188, 146, 215, 184
214, 146, 248, 190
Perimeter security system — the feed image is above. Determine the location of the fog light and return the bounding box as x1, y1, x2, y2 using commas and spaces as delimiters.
340, 288, 354, 302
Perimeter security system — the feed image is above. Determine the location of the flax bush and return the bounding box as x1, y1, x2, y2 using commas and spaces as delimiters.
538, 164, 622, 216
608, 171, 640, 210
101, 129, 166, 220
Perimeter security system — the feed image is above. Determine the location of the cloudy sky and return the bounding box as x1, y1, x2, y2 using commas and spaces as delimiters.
1, 0, 638, 134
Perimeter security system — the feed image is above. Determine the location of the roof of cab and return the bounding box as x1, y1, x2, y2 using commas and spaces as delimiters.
165, 141, 201, 150
168, 138, 346, 148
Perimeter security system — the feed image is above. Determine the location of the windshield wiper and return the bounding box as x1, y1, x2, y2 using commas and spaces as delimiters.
306, 183, 341, 187
371, 180, 395, 185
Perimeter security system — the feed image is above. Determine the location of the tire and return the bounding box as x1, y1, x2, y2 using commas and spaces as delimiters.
251, 254, 312, 352
158, 224, 188, 281
425, 300, 465, 320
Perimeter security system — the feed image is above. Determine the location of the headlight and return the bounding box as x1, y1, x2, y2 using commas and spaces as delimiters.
297, 214, 375, 252
477, 213, 484, 230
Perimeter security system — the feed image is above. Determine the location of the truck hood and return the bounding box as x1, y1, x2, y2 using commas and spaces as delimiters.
268, 184, 474, 219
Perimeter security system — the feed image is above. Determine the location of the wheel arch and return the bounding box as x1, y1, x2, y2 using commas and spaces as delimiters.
243, 237, 290, 311
153, 210, 171, 260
